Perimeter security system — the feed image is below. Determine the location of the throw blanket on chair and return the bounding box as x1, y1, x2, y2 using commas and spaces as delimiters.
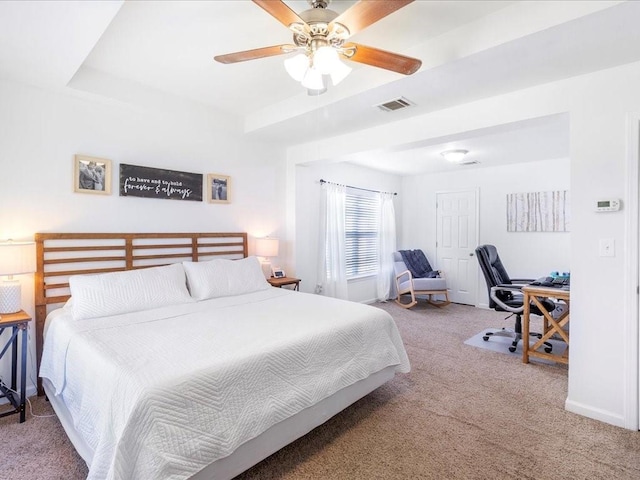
399, 250, 440, 278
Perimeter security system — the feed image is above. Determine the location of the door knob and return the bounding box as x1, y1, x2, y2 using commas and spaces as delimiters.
469, 253, 474, 256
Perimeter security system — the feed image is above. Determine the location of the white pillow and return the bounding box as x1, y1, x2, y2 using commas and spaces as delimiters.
69, 263, 193, 320
183, 256, 270, 301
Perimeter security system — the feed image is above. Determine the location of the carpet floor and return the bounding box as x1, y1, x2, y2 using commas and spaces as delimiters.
464, 328, 568, 364
2, 301, 639, 479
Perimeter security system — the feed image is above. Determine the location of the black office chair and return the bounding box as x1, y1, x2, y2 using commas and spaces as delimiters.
475, 244, 554, 353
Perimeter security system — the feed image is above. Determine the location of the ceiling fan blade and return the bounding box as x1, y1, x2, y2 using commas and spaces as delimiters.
214, 44, 296, 64
331, 0, 414, 38
252, 0, 307, 29
342, 43, 421, 75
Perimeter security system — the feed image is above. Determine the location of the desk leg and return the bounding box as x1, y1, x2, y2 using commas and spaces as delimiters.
522, 293, 531, 364
19, 324, 27, 423
528, 298, 569, 355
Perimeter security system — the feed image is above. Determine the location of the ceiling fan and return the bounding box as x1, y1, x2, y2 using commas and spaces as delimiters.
214, 0, 422, 94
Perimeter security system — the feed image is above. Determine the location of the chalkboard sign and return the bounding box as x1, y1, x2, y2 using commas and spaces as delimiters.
119, 164, 203, 202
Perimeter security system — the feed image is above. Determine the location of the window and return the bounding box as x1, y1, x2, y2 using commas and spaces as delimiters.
345, 191, 380, 278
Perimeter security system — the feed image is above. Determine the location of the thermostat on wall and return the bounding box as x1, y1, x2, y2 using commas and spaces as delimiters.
595, 199, 621, 212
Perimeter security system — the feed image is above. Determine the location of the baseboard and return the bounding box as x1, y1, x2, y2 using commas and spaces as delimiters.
565, 398, 629, 430
362, 298, 380, 305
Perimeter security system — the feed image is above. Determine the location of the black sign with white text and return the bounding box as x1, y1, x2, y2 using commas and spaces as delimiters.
119, 164, 203, 202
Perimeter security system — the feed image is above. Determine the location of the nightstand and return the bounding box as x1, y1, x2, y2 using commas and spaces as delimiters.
0, 310, 31, 423
267, 277, 301, 291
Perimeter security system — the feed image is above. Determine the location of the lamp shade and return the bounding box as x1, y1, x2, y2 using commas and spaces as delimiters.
255, 237, 279, 258
301, 67, 325, 91
329, 59, 352, 86
0, 241, 36, 276
314, 46, 339, 75
0, 241, 35, 314
284, 53, 309, 82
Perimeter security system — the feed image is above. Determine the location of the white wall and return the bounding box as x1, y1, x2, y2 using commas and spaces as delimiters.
295, 161, 402, 303
402, 158, 571, 307
566, 66, 638, 428
288, 60, 640, 429
0, 79, 287, 396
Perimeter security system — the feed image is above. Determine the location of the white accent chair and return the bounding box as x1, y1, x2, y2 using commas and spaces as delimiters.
393, 252, 450, 309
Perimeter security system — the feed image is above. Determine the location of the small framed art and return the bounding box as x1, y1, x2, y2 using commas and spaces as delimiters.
74, 155, 112, 195
207, 174, 230, 204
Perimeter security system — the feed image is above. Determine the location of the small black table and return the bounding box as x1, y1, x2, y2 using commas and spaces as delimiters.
0, 310, 31, 423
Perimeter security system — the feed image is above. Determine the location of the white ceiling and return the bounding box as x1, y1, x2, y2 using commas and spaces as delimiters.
1, 1, 639, 175
343, 113, 570, 176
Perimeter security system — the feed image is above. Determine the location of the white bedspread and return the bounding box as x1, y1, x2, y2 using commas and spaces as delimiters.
40, 288, 410, 480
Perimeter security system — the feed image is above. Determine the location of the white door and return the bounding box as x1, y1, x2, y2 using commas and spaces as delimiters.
436, 190, 479, 305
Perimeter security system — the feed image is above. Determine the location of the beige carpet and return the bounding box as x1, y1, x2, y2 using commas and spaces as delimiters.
2, 302, 640, 479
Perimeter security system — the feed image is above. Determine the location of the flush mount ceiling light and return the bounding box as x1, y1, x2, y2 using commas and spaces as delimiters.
214, 0, 422, 96
440, 149, 469, 163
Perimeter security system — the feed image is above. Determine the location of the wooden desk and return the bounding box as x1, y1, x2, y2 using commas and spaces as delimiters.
0, 310, 32, 423
522, 285, 569, 365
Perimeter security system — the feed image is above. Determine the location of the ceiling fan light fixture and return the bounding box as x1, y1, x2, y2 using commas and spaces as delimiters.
284, 53, 309, 82
216, 1, 422, 94
301, 67, 325, 90
285, 48, 351, 92
441, 149, 469, 163
313, 45, 339, 74
329, 58, 351, 85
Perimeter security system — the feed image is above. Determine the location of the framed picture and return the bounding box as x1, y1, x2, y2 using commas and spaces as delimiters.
207, 173, 230, 204
74, 155, 112, 195
119, 164, 202, 202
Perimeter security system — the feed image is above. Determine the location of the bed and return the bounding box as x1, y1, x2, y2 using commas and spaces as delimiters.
35, 232, 410, 480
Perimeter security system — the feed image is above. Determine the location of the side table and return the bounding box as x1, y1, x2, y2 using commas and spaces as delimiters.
0, 310, 31, 423
267, 277, 301, 291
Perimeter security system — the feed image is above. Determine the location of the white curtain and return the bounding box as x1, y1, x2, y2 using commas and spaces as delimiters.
376, 192, 397, 301
317, 182, 348, 299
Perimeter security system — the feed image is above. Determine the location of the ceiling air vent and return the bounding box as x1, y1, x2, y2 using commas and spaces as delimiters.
376, 97, 414, 112
459, 160, 480, 166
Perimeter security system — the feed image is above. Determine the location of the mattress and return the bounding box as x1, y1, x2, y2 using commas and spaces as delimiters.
40, 288, 409, 480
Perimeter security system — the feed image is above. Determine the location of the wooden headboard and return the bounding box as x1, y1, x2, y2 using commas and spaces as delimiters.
34, 232, 248, 395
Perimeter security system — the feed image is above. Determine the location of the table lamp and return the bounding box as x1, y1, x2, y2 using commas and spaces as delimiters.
0, 240, 36, 316
255, 237, 279, 279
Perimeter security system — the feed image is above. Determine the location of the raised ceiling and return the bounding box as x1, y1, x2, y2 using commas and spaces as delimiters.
1, 1, 639, 174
